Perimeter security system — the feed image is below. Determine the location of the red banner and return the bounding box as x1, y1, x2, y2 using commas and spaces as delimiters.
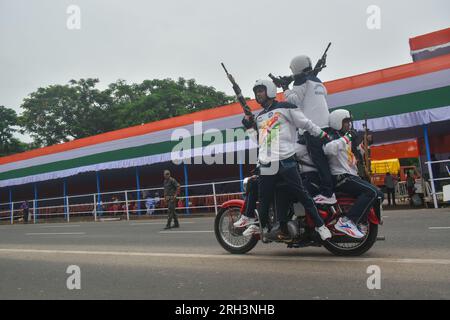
371, 140, 419, 160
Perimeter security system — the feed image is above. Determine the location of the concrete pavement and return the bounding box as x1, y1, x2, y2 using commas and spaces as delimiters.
0, 209, 449, 299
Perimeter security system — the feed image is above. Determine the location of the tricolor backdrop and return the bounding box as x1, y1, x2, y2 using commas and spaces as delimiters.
1, 49, 450, 188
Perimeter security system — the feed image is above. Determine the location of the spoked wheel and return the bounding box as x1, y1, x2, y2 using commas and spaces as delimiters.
323, 222, 378, 256
214, 206, 259, 254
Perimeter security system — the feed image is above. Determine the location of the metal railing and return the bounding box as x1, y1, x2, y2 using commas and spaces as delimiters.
425, 159, 450, 209
0, 179, 245, 225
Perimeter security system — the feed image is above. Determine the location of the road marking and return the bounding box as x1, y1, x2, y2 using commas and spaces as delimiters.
130, 222, 194, 226
1, 248, 450, 266
25, 232, 86, 236
429, 227, 450, 230
38, 225, 81, 228
159, 230, 213, 234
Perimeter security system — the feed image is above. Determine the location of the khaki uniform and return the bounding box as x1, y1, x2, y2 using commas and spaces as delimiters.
164, 177, 180, 227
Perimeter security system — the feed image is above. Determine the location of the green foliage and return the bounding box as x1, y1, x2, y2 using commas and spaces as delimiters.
18, 78, 235, 147
0, 106, 28, 156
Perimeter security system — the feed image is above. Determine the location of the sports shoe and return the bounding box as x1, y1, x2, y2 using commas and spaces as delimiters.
243, 224, 261, 237
233, 215, 258, 228
358, 223, 368, 235
314, 193, 337, 205
315, 225, 332, 240
334, 217, 365, 239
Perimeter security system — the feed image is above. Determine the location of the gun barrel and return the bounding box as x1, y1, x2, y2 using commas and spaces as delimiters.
221, 62, 229, 75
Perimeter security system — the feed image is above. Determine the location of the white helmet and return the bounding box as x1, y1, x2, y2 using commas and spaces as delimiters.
329, 109, 351, 131
290, 55, 312, 75
253, 79, 277, 99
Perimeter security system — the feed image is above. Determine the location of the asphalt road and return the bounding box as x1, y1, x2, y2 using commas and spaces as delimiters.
0, 208, 450, 300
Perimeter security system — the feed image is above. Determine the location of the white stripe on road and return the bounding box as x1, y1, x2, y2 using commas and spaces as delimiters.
25, 232, 86, 236
1, 248, 450, 266
429, 227, 450, 230
37, 225, 81, 228
130, 222, 194, 226
159, 230, 213, 234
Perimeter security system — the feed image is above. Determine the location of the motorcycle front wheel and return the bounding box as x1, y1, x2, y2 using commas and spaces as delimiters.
214, 206, 259, 254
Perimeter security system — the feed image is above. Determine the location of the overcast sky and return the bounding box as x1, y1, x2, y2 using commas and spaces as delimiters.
1, 0, 449, 141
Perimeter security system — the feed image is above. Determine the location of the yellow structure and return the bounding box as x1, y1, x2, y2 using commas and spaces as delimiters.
371, 159, 400, 175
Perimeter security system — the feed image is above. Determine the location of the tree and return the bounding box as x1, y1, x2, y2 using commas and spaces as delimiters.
0, 106, 27, 156
20, 77, 235, 147
20, 79, 115, 146
111, 78, 235, 129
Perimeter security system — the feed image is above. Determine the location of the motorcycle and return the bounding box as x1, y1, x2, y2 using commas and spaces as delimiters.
214, 176, 383, 256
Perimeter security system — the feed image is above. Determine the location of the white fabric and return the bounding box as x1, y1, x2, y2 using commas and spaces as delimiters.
327, 69, 450, 108
0, 112, 245, 174
254, 102, 323, 165
285, 79, 330, 129
352, 105, 450, 132
323, 135, 358, 176
0, 139, 258, 188
295, 144, 317, 173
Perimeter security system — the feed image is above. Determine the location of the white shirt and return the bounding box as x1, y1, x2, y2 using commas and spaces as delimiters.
246, 101, 323, 166
323, 134, 359, 176
284, 75, 330, 130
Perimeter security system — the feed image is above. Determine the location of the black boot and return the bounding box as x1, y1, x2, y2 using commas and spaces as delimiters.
164, 225, 171, 230
173, 221, 180, 228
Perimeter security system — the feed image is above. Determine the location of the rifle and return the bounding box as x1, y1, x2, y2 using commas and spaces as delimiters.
269, 42, 332, 89
268, 74, 293, 91
362, 118, 372, 181
311, 42, 332, 77
221, 63, 253, 118
349, 111, 371, 182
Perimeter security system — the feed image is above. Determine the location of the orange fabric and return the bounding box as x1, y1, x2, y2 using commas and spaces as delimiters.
324, 53, 450, 94
409, 27, 450, 51
371, 140, 420, 161
0, 99, 264, 166
1, 53, 449, 166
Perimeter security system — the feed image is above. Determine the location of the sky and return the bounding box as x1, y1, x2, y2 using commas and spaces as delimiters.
0, 0, 449, 142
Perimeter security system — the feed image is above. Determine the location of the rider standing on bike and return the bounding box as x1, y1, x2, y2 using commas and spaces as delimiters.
324, 110, 384, 238
238, 79, 332, 241
283, 55, 336, 205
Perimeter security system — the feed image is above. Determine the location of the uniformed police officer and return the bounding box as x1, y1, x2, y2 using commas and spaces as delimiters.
163, 170, 181, 229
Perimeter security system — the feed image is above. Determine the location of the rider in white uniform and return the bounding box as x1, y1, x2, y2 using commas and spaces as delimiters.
284, 55, 336, 205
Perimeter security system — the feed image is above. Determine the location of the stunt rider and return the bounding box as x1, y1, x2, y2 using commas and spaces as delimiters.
324, 109, 384, 238
235, 79, 332, 241
283, 55, 336, 205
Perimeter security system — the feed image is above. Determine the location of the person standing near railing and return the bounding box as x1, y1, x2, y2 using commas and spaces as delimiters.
20, 201, 30, 223
163, 170, 181, 230
406, 172, 416, 207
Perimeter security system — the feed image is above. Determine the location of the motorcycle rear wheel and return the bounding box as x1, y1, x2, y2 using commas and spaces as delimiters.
323, 223, 378, 256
